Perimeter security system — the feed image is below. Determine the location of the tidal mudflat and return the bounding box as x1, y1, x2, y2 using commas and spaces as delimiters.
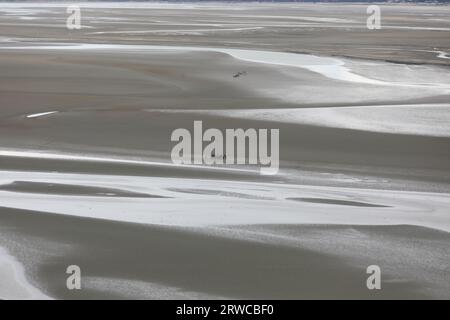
0, 2, 449, 299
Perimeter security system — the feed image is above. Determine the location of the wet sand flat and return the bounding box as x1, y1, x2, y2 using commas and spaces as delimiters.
1, 3, 450, 65
0, 180, 167, 198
